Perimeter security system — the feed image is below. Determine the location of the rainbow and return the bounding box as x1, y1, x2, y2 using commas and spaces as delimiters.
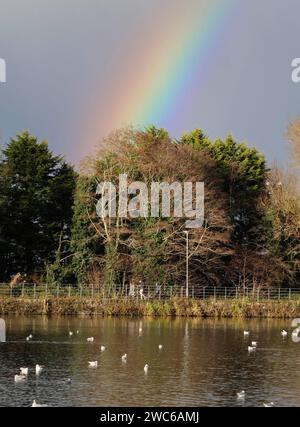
83, 0, 238, 153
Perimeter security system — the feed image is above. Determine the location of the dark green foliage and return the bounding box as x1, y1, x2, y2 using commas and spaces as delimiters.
181, 130, 267, 243
0, 131, 76, 280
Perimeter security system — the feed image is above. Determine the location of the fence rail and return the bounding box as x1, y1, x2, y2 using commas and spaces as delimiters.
1, 283, 300, 301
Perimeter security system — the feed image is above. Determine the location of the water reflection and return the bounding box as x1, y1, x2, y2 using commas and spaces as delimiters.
0, 316, 299, 406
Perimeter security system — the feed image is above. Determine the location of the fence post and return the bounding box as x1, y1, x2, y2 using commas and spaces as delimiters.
257, 289, 260, 302
45, 283, 48, 298
289, 288, 291, 300
34, 283, 36, 299
68, 285, 71, 297
278, 287, 281, 300
235, 287, 238, 299
56, 284, 59, 298
91, 284, 94, 298
203, 287, 205, 300
225, 287, 227, 300
268, 288, 270, 301
214, 287, 216, 301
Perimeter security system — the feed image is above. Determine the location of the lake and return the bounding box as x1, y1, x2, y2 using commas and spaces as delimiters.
0, 316, 299, 407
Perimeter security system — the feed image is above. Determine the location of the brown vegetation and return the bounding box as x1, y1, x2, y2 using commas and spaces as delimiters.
1, 296, 300, 319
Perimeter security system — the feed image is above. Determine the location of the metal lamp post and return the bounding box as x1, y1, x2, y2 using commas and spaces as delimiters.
183, 230, 189, 298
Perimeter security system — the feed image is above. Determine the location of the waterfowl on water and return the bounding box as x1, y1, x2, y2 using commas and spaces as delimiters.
88, 361, 98, 368
158, 344, 163, 350
244, 331, 250, 336
20, 367, 28, 376
100, 345, 106, 352
144, 364, 149, 373
263, 402, 274, 407
32, 399, 48, 407
281, 330, 288, 337
248, 346, 256, 353
121, 353, 127, 362
14, 374, 26, 383
237, 390, 245, 400
87, 337, 94, 342
35, 364, 43, 375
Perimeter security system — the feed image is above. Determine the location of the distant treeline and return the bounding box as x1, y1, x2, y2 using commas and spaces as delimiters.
0, 122, 299, 288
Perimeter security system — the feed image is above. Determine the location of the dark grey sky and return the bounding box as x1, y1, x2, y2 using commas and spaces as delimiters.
0, 0, 299, 166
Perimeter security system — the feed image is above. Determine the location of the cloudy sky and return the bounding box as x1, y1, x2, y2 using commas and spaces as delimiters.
0, 0, 299, 166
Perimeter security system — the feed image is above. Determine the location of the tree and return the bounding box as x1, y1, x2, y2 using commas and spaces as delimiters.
0, 131, 76, 280
181, 130, 267, 243
69, 127, 232, 288
287, 116, 300, 170
54, 125, 299, 290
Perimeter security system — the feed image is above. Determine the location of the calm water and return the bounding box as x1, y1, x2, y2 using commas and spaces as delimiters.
0, 316, 299, 407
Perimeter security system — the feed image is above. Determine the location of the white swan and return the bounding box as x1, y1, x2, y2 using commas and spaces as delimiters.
100, 345, 106, 352
76, 330, 79, 334
248, 346, 256, 353
14, 374, 26, 383
20, 367, 29, 376
158, 344, 163, 350
139, 327, 143, 334
35, 364, 43, 375
144, 364, 149, 373
251, 341, 258, 347
121, 353, 127, 362
69, 331, 73, 336
237, 390, 245, 400
281, 330, 288, 337
87, 337, 94, 342
28, 334, 33, 339
243, 331, 250, 336
88, 361, 98, 368
32, 400, 48, 407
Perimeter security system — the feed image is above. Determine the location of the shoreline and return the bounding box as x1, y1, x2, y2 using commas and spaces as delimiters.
0, 296, 300, 318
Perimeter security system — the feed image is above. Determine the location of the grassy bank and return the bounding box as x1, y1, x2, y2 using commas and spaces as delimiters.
0, 296, 300, 318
